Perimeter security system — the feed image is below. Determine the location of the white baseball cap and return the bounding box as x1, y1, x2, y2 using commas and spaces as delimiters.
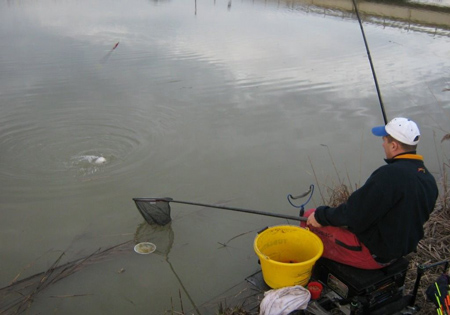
372, 117, 420, 145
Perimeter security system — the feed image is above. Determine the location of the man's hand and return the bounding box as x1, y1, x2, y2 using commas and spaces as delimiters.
306, 212, 323, 228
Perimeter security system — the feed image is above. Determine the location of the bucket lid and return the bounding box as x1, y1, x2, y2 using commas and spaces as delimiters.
134, 242, 156, 254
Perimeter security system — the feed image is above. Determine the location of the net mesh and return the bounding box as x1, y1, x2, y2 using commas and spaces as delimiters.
133, 199, 172, 226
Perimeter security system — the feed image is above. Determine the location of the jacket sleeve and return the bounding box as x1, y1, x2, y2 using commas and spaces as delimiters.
314, 166, 400, 234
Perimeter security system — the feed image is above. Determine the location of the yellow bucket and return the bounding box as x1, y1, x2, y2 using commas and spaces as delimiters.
254, 225, 323, 289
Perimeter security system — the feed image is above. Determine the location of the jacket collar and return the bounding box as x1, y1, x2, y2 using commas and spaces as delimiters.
384, 152, 423, 164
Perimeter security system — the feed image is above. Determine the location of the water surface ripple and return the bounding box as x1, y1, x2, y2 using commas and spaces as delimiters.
0, 0, 449, 314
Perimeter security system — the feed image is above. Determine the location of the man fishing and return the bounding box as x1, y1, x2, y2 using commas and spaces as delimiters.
302, 117, 438, 269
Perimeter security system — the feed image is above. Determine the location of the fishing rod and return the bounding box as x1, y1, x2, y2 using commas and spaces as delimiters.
351, 0, 388, 125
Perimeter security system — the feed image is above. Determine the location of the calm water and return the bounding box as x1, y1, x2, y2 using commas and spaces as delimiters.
1, 0, 449, 314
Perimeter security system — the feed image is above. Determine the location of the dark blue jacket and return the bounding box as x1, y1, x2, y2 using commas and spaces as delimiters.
314, 153, 438, 261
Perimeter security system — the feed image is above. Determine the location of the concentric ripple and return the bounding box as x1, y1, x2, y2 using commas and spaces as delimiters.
0, 101, 171, 184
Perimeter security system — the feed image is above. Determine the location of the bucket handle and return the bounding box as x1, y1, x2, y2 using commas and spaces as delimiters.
257, 226, 269, 234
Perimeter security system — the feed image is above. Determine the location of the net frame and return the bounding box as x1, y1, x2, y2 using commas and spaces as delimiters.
133, 198, 173, 226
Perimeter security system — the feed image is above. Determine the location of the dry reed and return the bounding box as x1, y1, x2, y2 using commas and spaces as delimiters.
0, 240, 133, 315
404, 142, 450, 315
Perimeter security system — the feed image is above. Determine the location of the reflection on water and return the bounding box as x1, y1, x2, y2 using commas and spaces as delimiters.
134, 222, 201, 313
134, 222, 175, 258
0, 0, 449, 313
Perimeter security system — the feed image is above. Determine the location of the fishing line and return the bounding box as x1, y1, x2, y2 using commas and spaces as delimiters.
351, 0, 388, 125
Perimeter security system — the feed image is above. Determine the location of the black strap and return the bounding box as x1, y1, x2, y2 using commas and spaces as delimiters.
335, 239, 362, 251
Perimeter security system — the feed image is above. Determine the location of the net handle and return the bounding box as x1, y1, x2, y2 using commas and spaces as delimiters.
133, 197, 307, 222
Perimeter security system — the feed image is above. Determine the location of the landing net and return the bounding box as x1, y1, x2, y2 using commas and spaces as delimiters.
133, 198, 172, 226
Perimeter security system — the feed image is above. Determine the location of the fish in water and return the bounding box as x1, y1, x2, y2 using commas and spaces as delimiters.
94, 157, 107, 165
